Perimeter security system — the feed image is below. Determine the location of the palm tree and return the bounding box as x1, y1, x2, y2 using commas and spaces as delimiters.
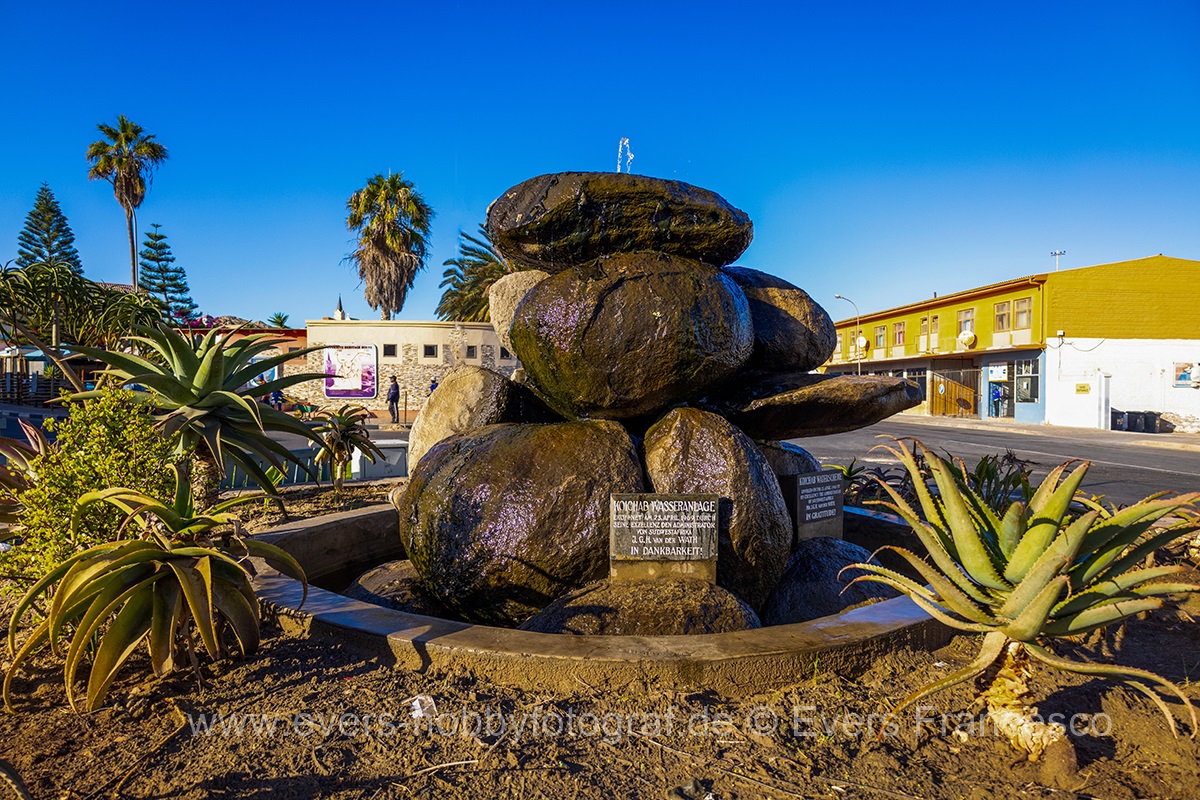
85, 115, 169, 289
345, 173, 434, 320
436, 224, 522, 322
267, 312, 290, 328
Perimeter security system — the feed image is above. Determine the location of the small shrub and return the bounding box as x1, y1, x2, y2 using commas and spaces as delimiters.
1, 389, 175, 587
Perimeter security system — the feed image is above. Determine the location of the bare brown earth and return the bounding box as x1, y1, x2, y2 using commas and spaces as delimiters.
3, 482, 1199, 799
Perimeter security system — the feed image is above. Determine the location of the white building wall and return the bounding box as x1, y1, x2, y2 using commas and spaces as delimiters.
1044, 338, 1200, 428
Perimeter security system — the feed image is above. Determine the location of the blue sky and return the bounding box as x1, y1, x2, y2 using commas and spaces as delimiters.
2, 1, 1197, 325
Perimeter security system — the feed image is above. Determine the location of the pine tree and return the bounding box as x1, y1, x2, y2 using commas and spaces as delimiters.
16, 183, 84, 273
138, 224, 198, 323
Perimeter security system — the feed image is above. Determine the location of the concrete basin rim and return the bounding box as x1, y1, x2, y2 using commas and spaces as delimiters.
249, 504, 943, 666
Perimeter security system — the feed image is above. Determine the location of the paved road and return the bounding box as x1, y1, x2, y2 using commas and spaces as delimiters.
791, 416, 1200, 508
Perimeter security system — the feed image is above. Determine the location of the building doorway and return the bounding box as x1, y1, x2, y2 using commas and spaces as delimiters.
986, 362, 1015, 419
929, 368, 980, 417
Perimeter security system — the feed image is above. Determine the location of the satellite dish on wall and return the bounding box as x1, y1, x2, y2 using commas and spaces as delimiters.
856, 335, 869, 350
958, 330, 977, 347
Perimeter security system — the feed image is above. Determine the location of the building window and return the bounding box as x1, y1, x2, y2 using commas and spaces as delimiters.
1015, 358, 1039, 403
919, 317, 928, 336
893, 322, 905, 346
287, 347, 299, 353
930, 315, 939, 337
957, 308, 975, 334
423, 344, 438, 359
874, 326, 886, 348
906, 368, 928, 400
994, 301, 1011, 333
1014, 297, 1032, 329
466, 345, 478, 359
383, 344, 397, 358
500, 347, 513, 360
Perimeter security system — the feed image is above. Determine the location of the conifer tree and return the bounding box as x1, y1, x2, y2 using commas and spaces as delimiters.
16, 183, 84, 273
138, 224, 198, 324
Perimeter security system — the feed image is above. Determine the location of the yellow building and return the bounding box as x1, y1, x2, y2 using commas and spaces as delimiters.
824, 255, 1200, 428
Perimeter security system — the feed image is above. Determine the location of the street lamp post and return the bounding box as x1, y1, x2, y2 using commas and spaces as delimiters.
834, 294, 862, 375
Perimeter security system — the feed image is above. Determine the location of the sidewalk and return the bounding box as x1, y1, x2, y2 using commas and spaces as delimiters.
891, 412, 1200, 453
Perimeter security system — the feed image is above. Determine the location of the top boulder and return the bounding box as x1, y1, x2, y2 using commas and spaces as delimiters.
487, 172, 753, 271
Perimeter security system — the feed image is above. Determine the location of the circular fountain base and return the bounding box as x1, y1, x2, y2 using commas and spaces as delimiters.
251, 506, 951, 697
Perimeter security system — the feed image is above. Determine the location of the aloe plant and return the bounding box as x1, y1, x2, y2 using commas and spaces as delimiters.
0, 419, 51, 527
844, 438, 1200, 761
71, 323, 326, 505
3, 471, 306, 713
312, 404, 384, 493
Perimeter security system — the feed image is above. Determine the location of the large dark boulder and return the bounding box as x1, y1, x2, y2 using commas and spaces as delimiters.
756, 440, 822, 478
487, 172, 753, 270
643, 408, 792, 611
344, 560, 460, 620
509, 252, 754, 420
407, 365, 559, 468
518, 579, 761, 635
760, 538, 897, 625
698, 372, 923, 439
721, 266, 837, 372
393, 421, 644, 626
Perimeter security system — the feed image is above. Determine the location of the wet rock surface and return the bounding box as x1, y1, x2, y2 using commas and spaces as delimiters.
721, 266, 837, 372
394, 421, 644, 626
509, 252, 754, 420
487, 172, 753, 270
643, 408, 792, 611
756, 440, 822, 479
344, 560, 460, 620
761, 537, 898, 625
699, 372, 923, 439
407, 366, 559, 468
518, 578, 761, 635
487, 269, 549, 352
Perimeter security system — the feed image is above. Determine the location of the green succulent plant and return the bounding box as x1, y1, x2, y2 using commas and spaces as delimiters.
312, 404, 384, 493
70, 323, 326, 504
844, 438, 1200, 761
3, 471, 306, 713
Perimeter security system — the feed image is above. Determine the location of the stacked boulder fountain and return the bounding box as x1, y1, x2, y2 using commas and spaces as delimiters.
377, 172, 921, 635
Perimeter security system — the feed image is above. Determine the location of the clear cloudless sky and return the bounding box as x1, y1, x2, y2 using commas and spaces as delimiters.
2, 1, 1198, 325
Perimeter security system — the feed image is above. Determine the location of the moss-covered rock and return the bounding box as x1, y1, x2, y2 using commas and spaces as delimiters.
487, 172, 753, 270
509, 252, 753, 419
643, 408, 792, 611
698, 372, 923, 439
721, 266, 837, 372
518, 578, 761, 635
393, 421, 644, 626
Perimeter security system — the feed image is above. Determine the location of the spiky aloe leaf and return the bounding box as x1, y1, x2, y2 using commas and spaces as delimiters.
889, 630, 1009, 717
1025, 642, 1198, 738
1078, 516, 1200, 589
149, 580, 183, 676
998, 501, 1028, 559
211, 581, 260, 656
83, 588, 155, 711
239, 538, 308, 608
1005, 463, 1089, 583
1053, 566, 1190, 618
1042, 597, 1163, 637
3, 618, 50, 712
919, 443, 1009, 591
996, 511, 1099, 620
852, 547, 996, 624
1000, 575, 1069, 642
168, 559, 220, 659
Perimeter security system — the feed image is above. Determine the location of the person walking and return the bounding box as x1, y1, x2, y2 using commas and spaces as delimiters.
386, 376, 401, 424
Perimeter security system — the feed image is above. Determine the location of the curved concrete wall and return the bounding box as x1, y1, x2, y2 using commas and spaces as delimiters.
251, 505, 951, 697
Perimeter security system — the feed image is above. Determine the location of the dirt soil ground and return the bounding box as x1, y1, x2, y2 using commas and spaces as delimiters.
3, 483, 1200, 800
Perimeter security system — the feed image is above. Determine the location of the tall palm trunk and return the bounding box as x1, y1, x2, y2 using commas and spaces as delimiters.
125, 206, 137, 289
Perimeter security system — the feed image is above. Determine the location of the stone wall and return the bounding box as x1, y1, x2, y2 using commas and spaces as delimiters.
286, 320, 518, 419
